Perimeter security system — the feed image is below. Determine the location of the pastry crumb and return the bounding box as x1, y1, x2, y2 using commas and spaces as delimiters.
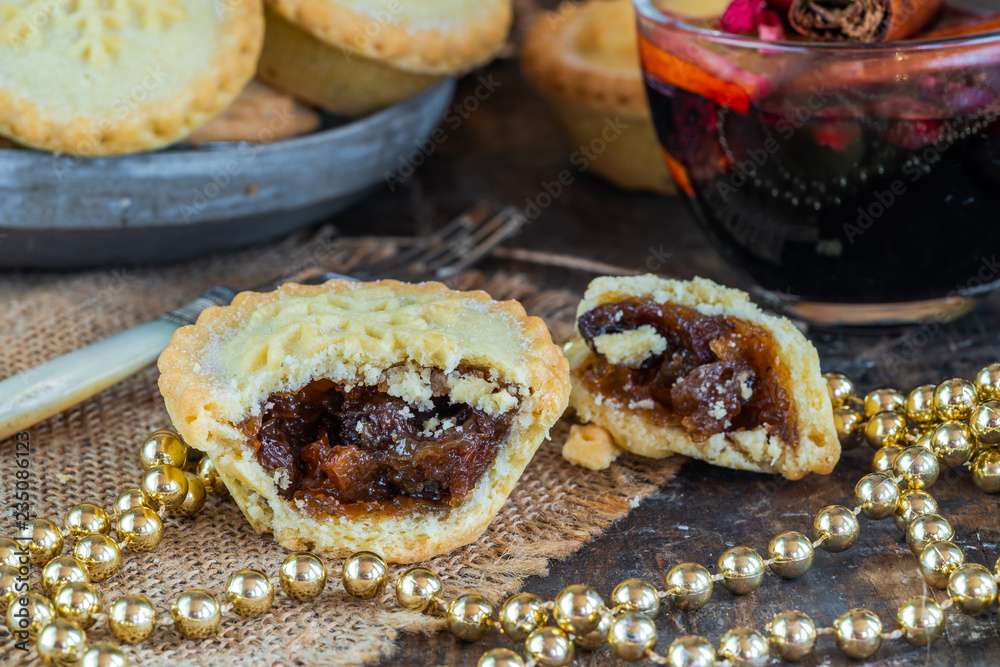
55, 473, 71, 484
562, 424, 622, 470
593, 325, 666, 367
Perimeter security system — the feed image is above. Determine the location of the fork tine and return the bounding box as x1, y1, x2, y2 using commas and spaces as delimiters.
352, 202, 491, 279
385, 208, 510, 279
397, 206, 526, 282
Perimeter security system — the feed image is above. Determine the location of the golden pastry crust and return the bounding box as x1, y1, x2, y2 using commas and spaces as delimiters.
257, 7, 442, 116
521, 0, 648, 118
186, 80, 320, 145
158, 279, 569, 563
0, 0, 263, 156
264, 0, 512, 75
567, 275, 839, 480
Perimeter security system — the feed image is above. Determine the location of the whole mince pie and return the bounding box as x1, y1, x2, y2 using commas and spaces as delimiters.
564, 275, 839, 480
157, 280, 569, 563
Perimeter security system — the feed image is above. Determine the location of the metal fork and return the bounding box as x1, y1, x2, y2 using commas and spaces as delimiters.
0, 204, 526, 441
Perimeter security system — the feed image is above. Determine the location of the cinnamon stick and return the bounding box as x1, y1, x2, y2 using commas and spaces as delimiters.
789, 0, 942, 42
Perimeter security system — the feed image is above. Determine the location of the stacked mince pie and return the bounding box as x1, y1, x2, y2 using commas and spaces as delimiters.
0, 0, 512, 155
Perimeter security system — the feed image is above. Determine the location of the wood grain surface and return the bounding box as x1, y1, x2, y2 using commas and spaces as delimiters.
332, 54, 1000, 667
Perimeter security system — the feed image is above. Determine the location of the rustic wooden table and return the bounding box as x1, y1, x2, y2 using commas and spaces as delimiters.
335, 56, 1000, 667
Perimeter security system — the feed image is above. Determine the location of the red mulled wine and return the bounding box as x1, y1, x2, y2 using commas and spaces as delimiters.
645, 76, 1000, 307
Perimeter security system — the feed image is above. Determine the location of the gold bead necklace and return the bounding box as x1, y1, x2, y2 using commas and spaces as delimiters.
3, 365, 1000, 667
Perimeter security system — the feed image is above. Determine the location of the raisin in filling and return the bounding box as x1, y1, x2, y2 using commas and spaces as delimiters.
577, 298, 797, 444
241, 378, 514, 517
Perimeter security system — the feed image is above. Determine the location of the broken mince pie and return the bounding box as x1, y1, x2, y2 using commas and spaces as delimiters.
157, 280, 569, 562
564, 275, 839, 479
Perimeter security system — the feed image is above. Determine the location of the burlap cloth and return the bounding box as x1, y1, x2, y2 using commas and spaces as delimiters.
0, 230, 682, 666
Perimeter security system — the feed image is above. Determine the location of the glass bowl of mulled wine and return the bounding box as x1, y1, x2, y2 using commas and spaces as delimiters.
634, 0, 1000, 326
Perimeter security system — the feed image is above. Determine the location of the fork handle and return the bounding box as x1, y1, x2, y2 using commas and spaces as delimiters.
0, 287, 235, 442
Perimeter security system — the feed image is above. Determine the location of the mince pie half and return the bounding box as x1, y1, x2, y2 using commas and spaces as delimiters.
158, 280, 569, 563
565, 275, 839, 479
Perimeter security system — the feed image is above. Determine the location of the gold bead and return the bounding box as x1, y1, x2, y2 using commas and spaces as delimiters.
171, 473, 207, 518
341, 551, 387, 600
140, 430, 188, 470
54, 581, 102, 630
395, 567, 442, 613
893, 489, 938, 532
853, 473, 900, 520
113, 489, 149, 516
906, 513, 954, 556
717, 546, 764, 595
970, 400, 1000, 446
947, 563, 998, 615
80, 643, 129, 667
36, 619, 87, 666
0, 564, 20, 613
6, 591, 54, 640
812, 505, 859, 553
524, 627, 574, 667
971, 449, 1000, 493
477, 648, 524, 667
935, 378, 978, 420
573, 611, 612, 651
608, 612, 657, 662
718, 627, 769, 667
929, 421, 975, 468
905, 384, 938, 425
64, 503, 112, 543
0, 536, 26, 568
893, 445, 939, 489
108, 594, 156, 644
896, 596, 944, 646
665, 635, 716, 667
872, 445, 903, 474
73, 534, 121, 582
767, 531, 814, 579
498, 593, 547, 642
832, 408, 864, 450
41, 556, 90, 598
833, 608, 882, 659
664, 562, 712, 611
140, 464, 188, 510
865, 411, 908, 449
446, 594, 494, 642
196, 457, 229, 496
18, 518, 63, 566
918, 540, 965, 588
863, 388, 904, 418
279, 552, 327, 601
171, 589, 222, 639
225, 568, 274, 618
974, 363, 1000, 401
552, 584, 605, 636
116, 507, 163, 553
611, 578, 660, 617
766, 610, 816, 661
824, 372, 855, 408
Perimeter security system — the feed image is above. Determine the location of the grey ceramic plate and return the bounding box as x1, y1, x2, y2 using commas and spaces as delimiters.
0, 79, 455, 269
